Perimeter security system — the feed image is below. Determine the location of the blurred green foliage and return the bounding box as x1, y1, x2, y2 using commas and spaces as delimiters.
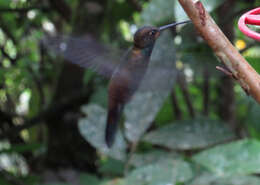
0, 0, 260, 185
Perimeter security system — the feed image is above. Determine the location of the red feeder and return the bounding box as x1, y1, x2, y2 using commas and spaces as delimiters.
238, 7, 260, 41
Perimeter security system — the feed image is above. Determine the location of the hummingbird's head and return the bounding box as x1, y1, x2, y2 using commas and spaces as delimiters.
133, 20, 191, 49
133, 26, 160, 49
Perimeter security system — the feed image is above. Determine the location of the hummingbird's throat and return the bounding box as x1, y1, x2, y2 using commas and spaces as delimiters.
142, 43, 155, 58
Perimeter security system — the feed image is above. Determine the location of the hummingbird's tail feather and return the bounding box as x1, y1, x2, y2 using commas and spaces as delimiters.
105, 104, 124, 148
105, 120, 118, 148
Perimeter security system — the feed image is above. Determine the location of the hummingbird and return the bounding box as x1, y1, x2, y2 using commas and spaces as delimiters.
105, 20, 190, 147
44, 20, 191, 147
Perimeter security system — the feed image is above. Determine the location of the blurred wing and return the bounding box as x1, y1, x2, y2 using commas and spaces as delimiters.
124, 31, 177, 142
138, 46, 223, 92
137, 31, 178, 92
138, 61, 177, 92
42, 35, 123, 78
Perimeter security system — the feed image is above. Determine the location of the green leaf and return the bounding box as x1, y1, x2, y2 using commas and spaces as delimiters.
174, 0, 226, 22
130, 150, 180, 167
98, 158, 125, 176
155, 96, 174, 125
143, 119, 235, 150
216, 176, 260, 185
245, 56, 260, 74
126, 159, 193, 185
189, 173, 260, 185
78, 104, 127, 160
193, 139, 260, 176
79, 173, 100, 185
100, 178, 126, 185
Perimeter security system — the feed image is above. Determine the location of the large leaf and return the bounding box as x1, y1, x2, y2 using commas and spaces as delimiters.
78, 104, 127, 160
124, 31, 177, 143
143, 119, 235, 150
100, 178, 126, 185
189, 173, 260, 185
79, 173, 100, 185
98, 158, 125, 176
130, 150, 180, 168
174, 0, 226, 22
245, 56, 260, 77
193, 139, 260, 176
126, 159, 193, 185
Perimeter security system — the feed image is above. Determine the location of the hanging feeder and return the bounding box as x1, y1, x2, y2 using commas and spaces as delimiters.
238, 7, 260, 41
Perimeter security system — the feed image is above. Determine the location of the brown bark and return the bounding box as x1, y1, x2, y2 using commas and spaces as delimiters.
177, 0, 260, 104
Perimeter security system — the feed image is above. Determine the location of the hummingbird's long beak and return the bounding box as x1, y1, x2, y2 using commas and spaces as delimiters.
159, 20, 191, 31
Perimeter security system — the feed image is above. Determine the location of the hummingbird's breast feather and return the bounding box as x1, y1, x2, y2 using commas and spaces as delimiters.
108, 46, 151, 104
108, 61, 148, 103
108, 66, 135, 103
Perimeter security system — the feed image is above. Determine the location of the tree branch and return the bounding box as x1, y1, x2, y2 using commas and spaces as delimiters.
178, 0, 260, 104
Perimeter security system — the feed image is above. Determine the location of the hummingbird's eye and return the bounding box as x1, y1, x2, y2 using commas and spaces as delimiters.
149, 30, 156, 36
